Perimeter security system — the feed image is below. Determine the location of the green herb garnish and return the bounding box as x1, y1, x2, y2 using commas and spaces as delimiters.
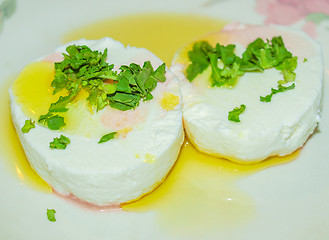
186, 41, 244, 87
186, 36, 298, 102
260, 83, 295, 102
186, 41, 213, 81
52, 45, 166, 111
21, 119, 35, 133
46, 209, 56, 222
49, 135, 70, 149
40, 44, 166, 130
38, 113, 65, 130
228, 104, 246, 122
98, 132, 117, 143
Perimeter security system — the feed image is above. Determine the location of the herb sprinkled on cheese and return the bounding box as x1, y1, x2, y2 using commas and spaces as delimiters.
21, 119, 35, 133
260, 83, 295, 102
98, 132, 117, 143
39, 113, 65, 130
228, 104, 246, 122
40, 44, 166, 130
186, 36, 298, 101
49, 135, 70, 149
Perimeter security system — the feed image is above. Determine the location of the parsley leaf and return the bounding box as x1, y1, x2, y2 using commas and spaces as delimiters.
186, 41, 213, 81
260, 83, 295, 102
228, 104, 246, 122
46, 209, 56, 222
38, 113, 65, 130
51, 69, 68, 95
215, 43, 236, 65
98, 132, 117, 143
49, 135, 70, 149
40, 44, 167, 130
186, 36, 298, 103
186, 36, 297, 91
276, 56, 297, 84
48, 95, 71, 112
242, 36, 293, 70
21, 119, 35, 133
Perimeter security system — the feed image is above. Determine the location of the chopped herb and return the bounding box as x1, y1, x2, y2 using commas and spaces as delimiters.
186, 36, 297, 91
21, 119, 35, 133
186, 41, 212, 81
52, 45, 166, 111
276, 56, 297, 84
260, 83, 295, 102
186, 41, 244, 87
228, 104, 246, 122
303, 58, 308, 63
98, 132, 117, 143
49, 135, 70, 149
46, 209, 56, 222
40, 44, 166, 130
242, 36, 292, 70
38, 113, 65, 130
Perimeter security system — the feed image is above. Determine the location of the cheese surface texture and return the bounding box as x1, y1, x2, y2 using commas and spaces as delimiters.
171, 25, 323, 163
10, 38, 184, 205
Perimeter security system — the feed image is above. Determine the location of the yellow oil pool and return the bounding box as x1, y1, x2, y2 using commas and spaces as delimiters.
0, 79, 51, 192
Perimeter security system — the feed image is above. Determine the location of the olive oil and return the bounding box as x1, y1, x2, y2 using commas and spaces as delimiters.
0, 79, 51, 192
2, 13, 299, 234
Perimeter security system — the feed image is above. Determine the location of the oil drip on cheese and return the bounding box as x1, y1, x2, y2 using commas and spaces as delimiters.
2, 13, 300, 233
0, 79, 51, 192
11, 61, 104, 137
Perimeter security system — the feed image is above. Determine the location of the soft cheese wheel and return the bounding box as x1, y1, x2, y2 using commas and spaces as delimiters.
171, 25, 323, 163
10, 38, 184, 205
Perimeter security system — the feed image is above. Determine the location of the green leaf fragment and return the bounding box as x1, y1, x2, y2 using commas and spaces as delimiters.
21, 119, 35, 133
215, 43, 236, 65
38, 113, 65, 130
48, 95, 71, 112
186, 36, 298, 108
103, 83, 117, 94
47, 115, 65, 130
98, 132, 117, 143
260, 83, 295, 102
208, 52, 224, 87
228, 104, 246, 122
51, 69, 68, 95
46, 209, 56, 222
41, 44, 167, 130
153, 63, 166, 82
186, 41, 212, 81
49, 135, 70, 150
108, 92, 141, 111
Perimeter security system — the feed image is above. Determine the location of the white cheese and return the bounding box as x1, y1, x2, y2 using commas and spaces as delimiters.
171, 25, 323, 163
10, 38, 184, 205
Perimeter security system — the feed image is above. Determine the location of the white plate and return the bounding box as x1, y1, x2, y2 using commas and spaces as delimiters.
1, 0, 329, 239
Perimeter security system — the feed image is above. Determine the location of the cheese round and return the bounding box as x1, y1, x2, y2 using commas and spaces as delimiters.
10, 38, 184, 205
170, 25, 323, 163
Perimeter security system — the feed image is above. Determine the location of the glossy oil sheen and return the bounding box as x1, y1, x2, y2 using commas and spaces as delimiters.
0, 79, 51, 192
122, 140, 299, 234
3, 13, 300, 232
